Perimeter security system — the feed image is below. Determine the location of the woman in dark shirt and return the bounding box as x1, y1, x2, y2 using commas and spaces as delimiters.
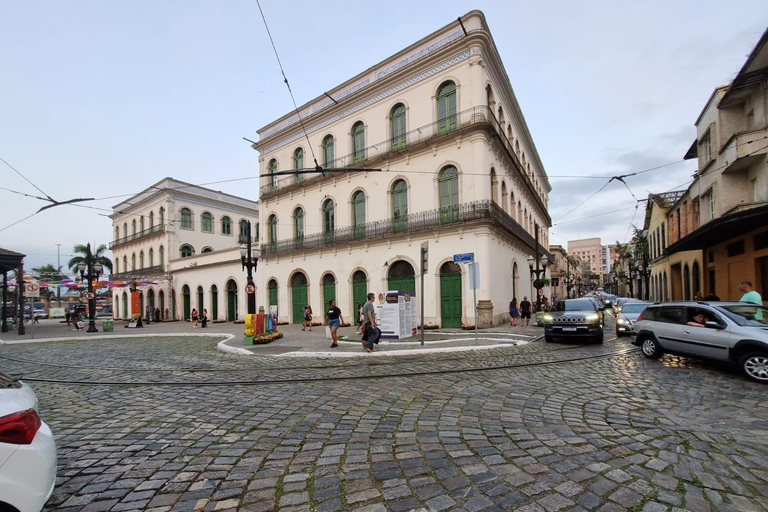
326, 300, 344, 348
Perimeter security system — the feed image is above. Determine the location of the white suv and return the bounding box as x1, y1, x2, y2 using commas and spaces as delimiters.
633, 301, 768, 383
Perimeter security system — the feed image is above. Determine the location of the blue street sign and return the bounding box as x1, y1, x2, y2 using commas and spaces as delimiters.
453, 252, 474, 263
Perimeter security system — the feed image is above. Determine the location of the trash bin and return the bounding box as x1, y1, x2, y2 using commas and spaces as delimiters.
102, 319, 114, 332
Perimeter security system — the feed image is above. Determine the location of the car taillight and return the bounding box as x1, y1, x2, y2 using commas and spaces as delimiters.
0, 409, 42, 444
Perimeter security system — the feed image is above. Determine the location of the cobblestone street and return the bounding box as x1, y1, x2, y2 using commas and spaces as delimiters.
3, 317, 768, 512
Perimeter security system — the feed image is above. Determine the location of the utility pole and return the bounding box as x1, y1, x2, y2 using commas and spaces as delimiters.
55, 243, 62, 307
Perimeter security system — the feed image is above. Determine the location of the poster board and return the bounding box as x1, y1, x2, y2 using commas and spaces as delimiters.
375, 290, 418, 340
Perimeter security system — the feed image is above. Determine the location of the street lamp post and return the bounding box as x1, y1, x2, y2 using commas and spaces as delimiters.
77, 243, 103, 333
628, 265, 636, 298
527, 223, 549, 315
239, 222, 260, 315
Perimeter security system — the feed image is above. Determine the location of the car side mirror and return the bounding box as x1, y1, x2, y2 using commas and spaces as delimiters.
705, 321, 724, 330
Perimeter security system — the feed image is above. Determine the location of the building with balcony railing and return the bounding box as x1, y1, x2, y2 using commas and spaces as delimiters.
109, 178, 258, 321
251, 11, 552, 327
666, 27, 768, 302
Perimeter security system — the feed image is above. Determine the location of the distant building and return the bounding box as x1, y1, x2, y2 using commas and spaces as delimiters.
252, 11, 552, 327
665, 28, 768, 302
109, 178, 258, 321
568, 238, 603, 290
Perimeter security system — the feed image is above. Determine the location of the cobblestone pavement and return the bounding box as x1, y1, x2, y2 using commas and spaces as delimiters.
2, 316, 768, 511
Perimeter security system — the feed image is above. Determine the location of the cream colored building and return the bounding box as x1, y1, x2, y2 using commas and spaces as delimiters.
109, 178, 259, 321
252, 11, 552, 328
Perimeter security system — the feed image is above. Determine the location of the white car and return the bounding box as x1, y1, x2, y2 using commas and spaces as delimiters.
0, 373, 57, 512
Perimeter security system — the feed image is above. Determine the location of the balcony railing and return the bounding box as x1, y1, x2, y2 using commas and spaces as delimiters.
110, 265, 166, 280
260, 105, 541, 205
260, 199, 549, 258
110, 224, 168, 250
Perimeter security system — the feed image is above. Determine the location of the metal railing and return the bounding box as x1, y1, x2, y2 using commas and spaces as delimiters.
109, 265, 166, 280
260, 199, 549, 258
260, 105, 541, 202
109, 224, 168, 250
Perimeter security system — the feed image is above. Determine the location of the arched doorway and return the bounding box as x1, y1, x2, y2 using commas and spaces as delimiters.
322, 273, 336, 308
210, 285, 218, 320
227, 280, 238, 321
440, 262, 462, 328
122, 291, 128, 319
692, 261, 701, 297
182, 285, 190, 320
291, 272, 308, 324
147, 289, 155, 314
139, 291, 145, 317
114, 296, 119, 320
683, 265, 691, 300
268, 279, 278, 313
159, 290, 165, 320
352, 270, 367, 316
388, 260, 415, 293
512, 262, 519, 300
197, 286, 204, 313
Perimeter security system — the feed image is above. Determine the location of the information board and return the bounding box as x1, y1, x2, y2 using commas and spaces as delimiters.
375, 290, 418, 340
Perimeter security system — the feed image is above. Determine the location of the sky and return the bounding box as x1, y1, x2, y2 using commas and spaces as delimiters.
2, 0, 766, 274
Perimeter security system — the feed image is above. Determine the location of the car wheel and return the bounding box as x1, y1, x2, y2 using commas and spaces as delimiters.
545, 335, 554, 343
594, 331, 603, 344
640, 337, 662, 359
739, 352, 768, 383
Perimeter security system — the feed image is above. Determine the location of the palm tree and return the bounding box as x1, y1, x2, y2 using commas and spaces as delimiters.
68, 244, 113, 276
31, 263, 66, 303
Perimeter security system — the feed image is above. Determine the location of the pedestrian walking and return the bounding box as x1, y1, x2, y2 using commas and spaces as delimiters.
361, 293, 378, 352
191, 308, 199, 327
739, 280, 763, 320
32, 312, 39, 324
65, 310, 71, 326
155, 307, 161, 322
509, 298, 520, 326
520, 296, 532, 326
302, 304, 313, 331
326, 300, 344, 348
354, 303, 365, 334
201, 309, 208, 328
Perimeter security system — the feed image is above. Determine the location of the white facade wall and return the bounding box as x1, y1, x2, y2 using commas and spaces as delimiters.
254, 11, 552, 327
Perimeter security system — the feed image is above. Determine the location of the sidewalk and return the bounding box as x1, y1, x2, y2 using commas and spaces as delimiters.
0, 317, 544, 357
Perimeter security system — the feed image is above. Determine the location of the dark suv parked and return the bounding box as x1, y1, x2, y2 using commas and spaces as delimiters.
633, 301, 768, 383
543, 298, 604, 344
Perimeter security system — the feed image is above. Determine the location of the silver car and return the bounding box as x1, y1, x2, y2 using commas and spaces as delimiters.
634, 301, 768, 382
616, 301, 651, 336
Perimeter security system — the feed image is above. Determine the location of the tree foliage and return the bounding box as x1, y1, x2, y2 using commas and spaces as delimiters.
68, 244, 113, 275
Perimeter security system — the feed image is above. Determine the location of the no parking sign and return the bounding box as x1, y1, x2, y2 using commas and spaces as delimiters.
25, 283, 40, 298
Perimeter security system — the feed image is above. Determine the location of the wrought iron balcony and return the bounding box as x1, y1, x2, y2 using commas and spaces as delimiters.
110, 224, 168, 250
109, 265, 166, 280
260, 199, 550, 258
259, 105, 541, 207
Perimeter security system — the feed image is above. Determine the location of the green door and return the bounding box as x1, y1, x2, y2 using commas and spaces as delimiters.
211, 286, 218, 320
183, 289, 190, 321
323, 276, 336, 309
440, 270, 463, 328
388, 276, 415, 293
352, 273, 367, 315
227, 280, 237, 321
269, 281, 278, 309
292, 285, 308, 324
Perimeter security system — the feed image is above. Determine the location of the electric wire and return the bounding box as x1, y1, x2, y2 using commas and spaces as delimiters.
0, 156, 54, 202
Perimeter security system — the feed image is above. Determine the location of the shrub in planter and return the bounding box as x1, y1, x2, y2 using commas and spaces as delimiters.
418, 324, 440, 330
253, 331, 283, 344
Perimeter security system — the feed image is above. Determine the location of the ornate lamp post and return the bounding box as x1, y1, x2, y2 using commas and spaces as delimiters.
77, 243, 103, 333
527, 252, 549, 314
637, 265, 648, 300
239, 222, 260, 315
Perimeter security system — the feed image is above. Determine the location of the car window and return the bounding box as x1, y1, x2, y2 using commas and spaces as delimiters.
719, 305, 768, 326
641, 307, 659, 321
657, 306, 685, 324
552, 299, 594, 312
622, 303, 648, 314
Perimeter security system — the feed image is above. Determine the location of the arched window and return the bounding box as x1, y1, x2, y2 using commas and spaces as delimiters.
268, 159, 278, 189
201, 212, 212, 233
501, 182, 508, 213
239, 219, 249, 243
180, 208, 192, 229
353, 191, 366, 239
132, 219, 137, 235
115, 226, 119, 241
268, 215, 277, 248
159, 246, 164, 266
490, 168, 498, 204
692, 261, 701, 296
221, 216, 231, 235
149, 211, 154, 228
437, 81, 457, 134
323, 135, 334, 168
123, 255, 128, 272
148, 248, 154, 267
352, 122, 366, 163
392, 179, 408, 232
159, 207, 164, 226
510, 192, 516, 221
180, 245, 194, 258
115, 259, 119, 274
140, 216, 145, 233
498, 105, 505, 125
294, 147, 304, 183
294, 208, 304, 239
131, 253, 136, 269
322, 199, 335, 240
439, 166, 459, 224
139, 251, 145, 269
123, 222, 127, 238
202, 247, 213, 253
390, 103, 406, 150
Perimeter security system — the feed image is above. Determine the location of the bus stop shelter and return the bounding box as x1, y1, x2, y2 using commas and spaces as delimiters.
0, 247, 26, 334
